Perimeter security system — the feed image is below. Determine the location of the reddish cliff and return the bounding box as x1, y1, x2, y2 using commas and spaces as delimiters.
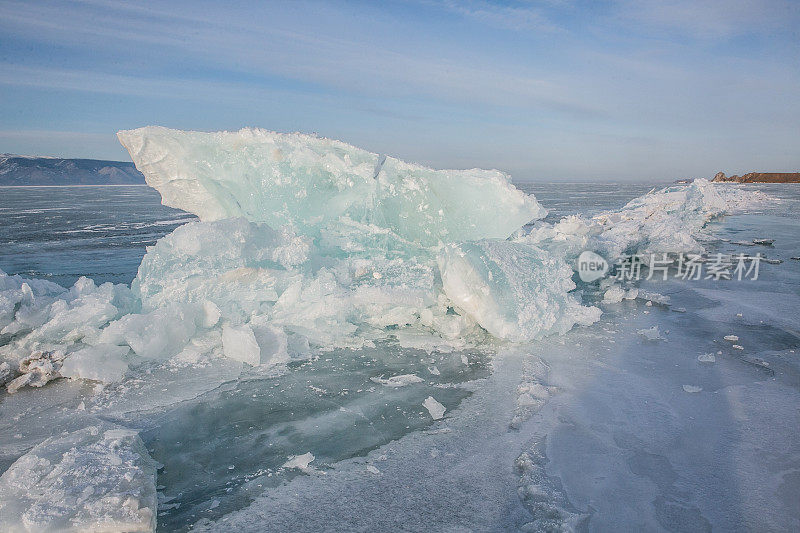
712, 171, 800, 183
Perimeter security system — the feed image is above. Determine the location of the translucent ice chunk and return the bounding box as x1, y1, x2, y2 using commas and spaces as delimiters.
221, 324, 260, 366
602, 285, 625, 303
118, 127, 545, 245
98, 304, 201, 360
438, 241, 600, 341
373, 155, 546, 245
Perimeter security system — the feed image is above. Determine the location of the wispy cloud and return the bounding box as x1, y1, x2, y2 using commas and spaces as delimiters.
437, 0, 562, 31
0, 1, 599, 116
0, 0, 797, 178
614, 0, 800, 39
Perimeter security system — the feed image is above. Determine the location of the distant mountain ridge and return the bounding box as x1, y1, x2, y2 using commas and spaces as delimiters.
0, 154, 145, 185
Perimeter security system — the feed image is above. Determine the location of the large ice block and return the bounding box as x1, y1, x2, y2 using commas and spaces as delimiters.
117, 126, 545, 245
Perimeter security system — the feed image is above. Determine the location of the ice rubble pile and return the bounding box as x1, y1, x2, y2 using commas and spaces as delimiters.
0, 128, 767, 394
0, 422, 158, 532
523, 178, 767, 262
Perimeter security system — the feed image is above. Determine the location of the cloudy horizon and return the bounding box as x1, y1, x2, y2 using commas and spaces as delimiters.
1, 0, 798, 181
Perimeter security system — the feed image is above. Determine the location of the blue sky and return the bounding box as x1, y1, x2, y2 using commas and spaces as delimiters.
0, 0, 798, 180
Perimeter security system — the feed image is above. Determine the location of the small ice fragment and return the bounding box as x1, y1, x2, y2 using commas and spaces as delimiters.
682, 385, 703, 393
427, 366, 441, 376
732, 241, 755, 246
672, 307, 686, 313
603, 285, 625, 304
366, 465, 381, 474
283, 452, 315, 472
637, 326, 663, 341
732, 344, 744, 350
697, 353, 716, 363
461, 354, 469, 365
637, 291, 671, 305
736, 313, 743, 317
724, 335, 739, 342
423, 396, 446, 420
369, 374, 424, 387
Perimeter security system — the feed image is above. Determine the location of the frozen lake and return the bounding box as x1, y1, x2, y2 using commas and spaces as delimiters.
1, 180, 799, 531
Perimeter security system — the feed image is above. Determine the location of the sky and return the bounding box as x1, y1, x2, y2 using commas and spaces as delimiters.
0, 0, 798, 181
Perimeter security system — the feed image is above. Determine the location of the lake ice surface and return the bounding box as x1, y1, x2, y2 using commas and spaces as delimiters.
0, 130, 798, 531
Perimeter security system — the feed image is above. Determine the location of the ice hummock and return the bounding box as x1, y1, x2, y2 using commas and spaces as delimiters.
0, 132, 769, 388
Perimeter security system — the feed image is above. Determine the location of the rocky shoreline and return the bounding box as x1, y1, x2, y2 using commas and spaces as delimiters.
712, 171, 800, 183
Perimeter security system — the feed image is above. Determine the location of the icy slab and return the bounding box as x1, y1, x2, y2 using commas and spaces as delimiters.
0, 422, 158, 532
422, 396, 446, 420
59, 344, 130, 384
370, 374, 424, 387
438, 240, 601, 341
118, 126, 545, 245
282, 452, 315, 473
637, 326, 664, 341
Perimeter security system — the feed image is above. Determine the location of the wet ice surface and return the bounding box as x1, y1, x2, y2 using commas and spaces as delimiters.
1, 174, 799, 531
